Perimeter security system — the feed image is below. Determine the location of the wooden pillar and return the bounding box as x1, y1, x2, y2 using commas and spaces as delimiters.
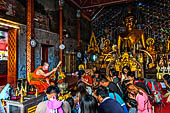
59, 0, 64, 64
26, 0, 34, 76
77, 10, 81, 49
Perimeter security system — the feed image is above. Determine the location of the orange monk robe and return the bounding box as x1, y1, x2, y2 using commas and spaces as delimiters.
29, 66, 50, 93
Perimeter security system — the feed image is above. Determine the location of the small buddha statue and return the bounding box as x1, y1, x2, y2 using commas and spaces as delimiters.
121, 52, 130, 68
146, 38, 156, 61
118, 9, 145, 54
158, 55, 167, 67
99, 39, 113, 61
102, 39, 112, 54
130, 59, 137, 72
166, 36, 170, 53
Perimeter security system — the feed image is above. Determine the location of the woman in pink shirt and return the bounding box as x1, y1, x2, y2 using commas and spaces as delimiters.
127, 84, 152, 113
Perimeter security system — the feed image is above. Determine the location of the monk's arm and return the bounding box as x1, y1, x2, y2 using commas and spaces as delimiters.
36, 68, 57, 77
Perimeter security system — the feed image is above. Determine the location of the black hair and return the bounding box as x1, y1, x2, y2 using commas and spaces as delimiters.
94, 70, 100, 74
79, 70, 85, 76
76, 90, 89, 102
79, 70, 85, 79
110, 68, 118, 76
127, 98, 138, 108
127, 71, 135, 78
77, 82, 87, 92
163, 74, 170, 80
122, 66, 131, 74
42, 62, 49, 66
80, 95, 98, 113
163, 74, 170, 83
96, 86, 109, 99
46, 86, 60, 98
100, 78, 108, 83
66, 97, 74, 109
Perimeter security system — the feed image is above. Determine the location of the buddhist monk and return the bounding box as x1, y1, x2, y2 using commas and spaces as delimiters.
30, 62, 58, 93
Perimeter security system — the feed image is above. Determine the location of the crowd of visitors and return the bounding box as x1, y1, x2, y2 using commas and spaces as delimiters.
35, 66, 156, 113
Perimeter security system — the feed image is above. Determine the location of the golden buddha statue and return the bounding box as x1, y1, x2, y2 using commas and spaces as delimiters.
146, 38, 156, 61
99, 39, 113, 62
87, 32, 100, 53
121, 52, 130, 68
115, 59, 121, 71
166, 36, 170, 53
102, 39, 112, 54
118, 10, 145, 54
130, 58, 137, 72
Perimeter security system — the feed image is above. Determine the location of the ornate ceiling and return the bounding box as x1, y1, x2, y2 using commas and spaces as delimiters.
66, 0, 137, 19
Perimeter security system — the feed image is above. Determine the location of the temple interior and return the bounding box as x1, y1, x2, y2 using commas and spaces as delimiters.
0, 0, 170, 113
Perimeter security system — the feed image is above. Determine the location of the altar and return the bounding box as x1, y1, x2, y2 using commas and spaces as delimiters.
5, 93, 45, 113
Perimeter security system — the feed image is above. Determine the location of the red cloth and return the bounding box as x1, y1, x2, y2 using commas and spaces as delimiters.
29, 66, 49, 93
82, 74, 93, 85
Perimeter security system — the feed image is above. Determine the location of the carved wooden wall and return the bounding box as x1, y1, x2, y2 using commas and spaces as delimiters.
8, 28, 18, 87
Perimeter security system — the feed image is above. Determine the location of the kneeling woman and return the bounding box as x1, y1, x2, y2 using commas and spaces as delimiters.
127, 84, 152, 113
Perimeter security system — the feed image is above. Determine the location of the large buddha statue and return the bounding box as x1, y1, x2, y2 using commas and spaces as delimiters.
118, 10, 145, 54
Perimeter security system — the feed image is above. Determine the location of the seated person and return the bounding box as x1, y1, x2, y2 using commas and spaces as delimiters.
30, 62, 58, 93
35, 86, 71, 113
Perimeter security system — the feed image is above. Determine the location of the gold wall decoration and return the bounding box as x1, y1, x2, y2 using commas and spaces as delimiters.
87, 32, 99, 53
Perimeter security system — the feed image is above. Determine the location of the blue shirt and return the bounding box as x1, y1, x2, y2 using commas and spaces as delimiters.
99, 97, 124, 113
109, 92, 129, 113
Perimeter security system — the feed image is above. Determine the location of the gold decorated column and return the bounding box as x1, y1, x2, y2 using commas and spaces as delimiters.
77, 10, 81, 49
26, 0, 34, 76
59, 0, 64, 65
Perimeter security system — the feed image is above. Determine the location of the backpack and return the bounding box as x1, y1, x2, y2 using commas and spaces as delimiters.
146, 81, 163, 104
134, 79, 152, 95
113, 77, 123, 97
46, 96, 64, 113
